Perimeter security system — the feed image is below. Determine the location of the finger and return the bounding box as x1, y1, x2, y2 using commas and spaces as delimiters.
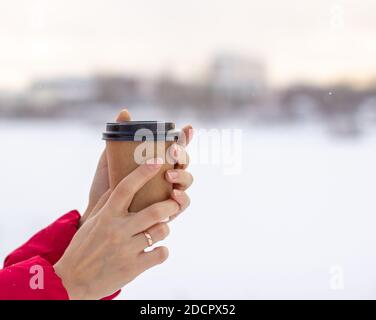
178, 125, 193, 147
93, 109, 131, 177
82, 189, 112, 225
167, 144, 190, 169
165, 169, 193, 191
86, 109, 132, 220
106, 158, 163, 214
88, 189, 112, 219
132, 223, 170, 252
129, 199, 179, 234
169, 189, 191, 222
171, 189, 190, 211
138, 246, 169, 271
94, 109, 132, 179
116, 108, 132, 122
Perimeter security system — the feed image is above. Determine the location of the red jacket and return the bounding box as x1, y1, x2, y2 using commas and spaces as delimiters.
0, 210, 120, 300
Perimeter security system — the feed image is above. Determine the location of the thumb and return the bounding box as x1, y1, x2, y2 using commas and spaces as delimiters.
96, 109, 132, 169
106, 158, 164, 214
116, 108, 132, 122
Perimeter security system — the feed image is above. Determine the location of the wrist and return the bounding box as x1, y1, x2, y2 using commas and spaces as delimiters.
80, 204, 92, 226
53, 260, 89, 300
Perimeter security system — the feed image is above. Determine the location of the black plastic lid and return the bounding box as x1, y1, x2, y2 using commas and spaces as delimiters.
103, 121, 179, 141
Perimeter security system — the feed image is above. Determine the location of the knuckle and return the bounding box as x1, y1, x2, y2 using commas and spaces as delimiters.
128, 215, 142, 231
185, 195, 191, 208
180, 149, 189, 163
157, 223, 170, 239
172, 201, 180, 213
156, 247, 169, 264
140, 164, 153, 176
187, 172, 194, 185
178, 147, 189, 164
150, 206, 164, 221
120, 183, 136, 197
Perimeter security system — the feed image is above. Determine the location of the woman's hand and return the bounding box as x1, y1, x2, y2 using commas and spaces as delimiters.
54, 159, 180, 300
166, 125, 194, 220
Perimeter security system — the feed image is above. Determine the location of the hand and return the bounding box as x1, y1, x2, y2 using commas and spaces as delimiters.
165, 125, 194, 221
54, 159, 180, 300
80, 109, 131, 225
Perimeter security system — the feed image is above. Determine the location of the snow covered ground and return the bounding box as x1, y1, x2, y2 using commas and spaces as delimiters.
1, 119, 376, 299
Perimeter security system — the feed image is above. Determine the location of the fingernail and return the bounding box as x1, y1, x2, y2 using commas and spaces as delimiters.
146, 157, 164, 169
188, 127, 193, 142
167, 171, 178, 181
173, 189, 184, 198
169, 144, 179, 159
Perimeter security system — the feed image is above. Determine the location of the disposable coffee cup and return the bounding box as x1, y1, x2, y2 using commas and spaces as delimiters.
103, 121, 180, 212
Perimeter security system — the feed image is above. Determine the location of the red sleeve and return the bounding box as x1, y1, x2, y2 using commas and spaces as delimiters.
4, 210, 81, 268
3, 210, 121, 300
0, 256, 69, 300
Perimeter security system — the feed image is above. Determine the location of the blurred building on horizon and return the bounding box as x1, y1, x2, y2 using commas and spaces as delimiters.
207, 53, 267, 104
0, 52, 376, 137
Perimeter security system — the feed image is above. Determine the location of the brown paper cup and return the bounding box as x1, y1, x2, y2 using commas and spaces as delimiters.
104, 121, 179, 212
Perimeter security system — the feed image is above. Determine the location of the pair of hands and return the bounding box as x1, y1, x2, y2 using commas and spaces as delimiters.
54, 110, 193, 300
81, 109, 193, 224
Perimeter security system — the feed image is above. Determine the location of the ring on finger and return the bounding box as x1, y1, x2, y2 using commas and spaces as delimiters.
143, 231, 153, 247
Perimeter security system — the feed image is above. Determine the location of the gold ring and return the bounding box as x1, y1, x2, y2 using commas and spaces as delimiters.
143, 231, 153, 247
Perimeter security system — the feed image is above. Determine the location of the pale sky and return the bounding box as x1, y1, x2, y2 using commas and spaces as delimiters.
0, 0, 375, 90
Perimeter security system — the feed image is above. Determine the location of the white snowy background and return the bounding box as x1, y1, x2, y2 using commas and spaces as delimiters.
1, 115, 376, 300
